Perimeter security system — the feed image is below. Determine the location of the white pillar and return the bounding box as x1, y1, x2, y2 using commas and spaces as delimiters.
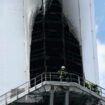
65, 91, 69, 105
50, 89, 54, 105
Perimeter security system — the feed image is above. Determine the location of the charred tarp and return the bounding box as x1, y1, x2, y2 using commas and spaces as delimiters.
30, 0, 83, 80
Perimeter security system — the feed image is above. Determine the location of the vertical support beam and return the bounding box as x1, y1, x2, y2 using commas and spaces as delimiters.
78, 76, 80, 85
50, 87, 54, 105
42, 0, 47, 72
62, 0, 66, 66
65, 91, 69, 105
5, 94, 7, 105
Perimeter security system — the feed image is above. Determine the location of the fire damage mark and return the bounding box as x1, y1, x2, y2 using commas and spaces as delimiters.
30, 0, 83, 81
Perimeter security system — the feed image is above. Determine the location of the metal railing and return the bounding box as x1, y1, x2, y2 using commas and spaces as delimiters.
0, 72, 105, 105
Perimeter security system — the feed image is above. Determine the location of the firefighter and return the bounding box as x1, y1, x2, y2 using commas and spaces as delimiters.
94, 85, 101, 95
58, 66, 68, 81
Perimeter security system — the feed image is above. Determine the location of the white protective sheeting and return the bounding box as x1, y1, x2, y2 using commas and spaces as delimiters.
63, 0, 99, 84
0, 0, 27, 95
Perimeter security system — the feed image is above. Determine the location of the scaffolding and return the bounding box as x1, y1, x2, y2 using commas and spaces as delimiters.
30, 0, 83, 83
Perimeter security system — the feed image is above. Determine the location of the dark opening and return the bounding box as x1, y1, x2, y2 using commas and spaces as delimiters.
30, 0, 83, 81
54, 92, 65, 105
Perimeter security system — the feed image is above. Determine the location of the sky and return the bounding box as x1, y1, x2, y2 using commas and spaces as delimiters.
95, 0, 105, 88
